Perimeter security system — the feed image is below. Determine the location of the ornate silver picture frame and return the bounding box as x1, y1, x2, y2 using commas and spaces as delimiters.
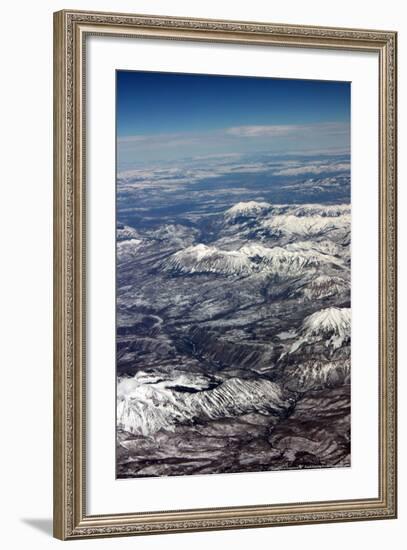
53, 9, 397, 540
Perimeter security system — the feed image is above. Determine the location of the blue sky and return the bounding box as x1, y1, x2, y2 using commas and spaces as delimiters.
117, 71, 350, 168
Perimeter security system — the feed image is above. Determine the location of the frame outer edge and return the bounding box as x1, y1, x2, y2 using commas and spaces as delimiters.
53, 10, 68, 541
53, 9, 398, 540
388, 30, 398, 519
394, 30, 398, 520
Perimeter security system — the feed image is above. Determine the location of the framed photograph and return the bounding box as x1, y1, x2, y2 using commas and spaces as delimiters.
53, 9, 397, 540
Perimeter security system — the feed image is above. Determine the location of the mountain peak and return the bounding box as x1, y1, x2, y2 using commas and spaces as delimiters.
224, 201, 272, 221
303, 307, 351, 335
289, 307, 351, 353
163, 242, 334, 277
164, 244, 253, 276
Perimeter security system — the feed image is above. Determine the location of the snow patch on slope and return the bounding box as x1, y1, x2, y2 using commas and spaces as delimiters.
164, 242, 336, 277
117, 224, 140, 241
285, 240, 344, 257
164, 244, 253, 276
290, 307, 351, 353
117, 374, 292, 435
224, 201, 272, 221
288, 204, 350, 218
261, 212, 350, 238
285, 359, 351, 392
239, 244, 324, 275
117, 239, 143, 262
292, 274, 349, 300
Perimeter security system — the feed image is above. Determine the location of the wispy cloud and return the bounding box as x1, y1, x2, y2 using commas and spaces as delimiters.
225, 125, 302, 138
192, 152, 242, 161
117, 122, 350, 167
225, 122, 349, 139
119, 122, 349, 145
118, 133, 200, 149
118, 135, 148, 144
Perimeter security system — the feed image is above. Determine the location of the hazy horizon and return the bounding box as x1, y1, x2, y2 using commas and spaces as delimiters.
117, 71, 350, 169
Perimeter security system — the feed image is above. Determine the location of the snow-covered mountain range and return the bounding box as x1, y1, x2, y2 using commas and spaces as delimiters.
164, 241, 340, 277
117, 373, 292, 436
116, 192, 351, 477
